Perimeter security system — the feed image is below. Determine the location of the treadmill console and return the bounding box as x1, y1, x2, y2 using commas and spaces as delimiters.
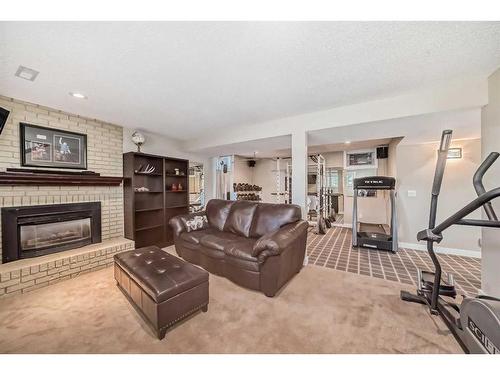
353, 176, 395, 190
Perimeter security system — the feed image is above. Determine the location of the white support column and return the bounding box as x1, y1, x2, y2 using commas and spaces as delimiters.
481, 67, 500, 296
203, 157, 217, 202
291, 130, 308, 219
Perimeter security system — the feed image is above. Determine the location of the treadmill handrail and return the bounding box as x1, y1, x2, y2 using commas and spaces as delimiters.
473, 152, 499, 221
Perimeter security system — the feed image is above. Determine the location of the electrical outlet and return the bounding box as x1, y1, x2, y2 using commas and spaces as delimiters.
407, 190, 417, 197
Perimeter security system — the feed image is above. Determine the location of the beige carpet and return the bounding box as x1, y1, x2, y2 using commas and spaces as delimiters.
0, 257, 461, 353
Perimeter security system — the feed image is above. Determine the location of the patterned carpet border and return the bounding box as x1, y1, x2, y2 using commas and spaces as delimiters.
307, 226, 481, 296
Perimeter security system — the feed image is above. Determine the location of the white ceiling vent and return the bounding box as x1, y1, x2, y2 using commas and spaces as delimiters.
14, 65, 39, 81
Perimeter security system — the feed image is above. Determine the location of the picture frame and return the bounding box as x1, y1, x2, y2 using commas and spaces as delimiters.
343, 148, 378, 170
20, 123, 88, 170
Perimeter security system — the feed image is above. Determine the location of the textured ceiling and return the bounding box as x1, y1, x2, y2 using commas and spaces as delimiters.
1, 22, 499, 140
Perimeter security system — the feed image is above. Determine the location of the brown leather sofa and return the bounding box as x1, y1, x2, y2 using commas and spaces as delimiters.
169, 199, 308, 297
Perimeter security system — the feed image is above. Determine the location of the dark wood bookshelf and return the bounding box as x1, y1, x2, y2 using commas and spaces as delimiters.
123, 152, 189, 248
166, 204, 189, 209
136, 224, 164, 232
134, 172, 163, 176
135, 207, 163, 212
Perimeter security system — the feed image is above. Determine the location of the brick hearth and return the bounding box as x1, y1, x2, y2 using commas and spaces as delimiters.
0, 237, 134, 298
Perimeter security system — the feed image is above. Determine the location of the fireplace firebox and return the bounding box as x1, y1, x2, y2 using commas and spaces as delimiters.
1, 202, 101, 263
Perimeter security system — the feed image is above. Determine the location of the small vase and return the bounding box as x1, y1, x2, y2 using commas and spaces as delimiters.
171, 183, 178, 191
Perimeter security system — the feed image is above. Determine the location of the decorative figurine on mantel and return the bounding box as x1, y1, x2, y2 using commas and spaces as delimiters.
131, 131, 145, 153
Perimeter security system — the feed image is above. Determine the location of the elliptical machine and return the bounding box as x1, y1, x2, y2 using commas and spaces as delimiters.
400, 129, 500, 354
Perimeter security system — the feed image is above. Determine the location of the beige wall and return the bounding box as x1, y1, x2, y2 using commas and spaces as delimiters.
122, 127, 205, 164
0, 95, 124, 263
323, 151, 343, 168
481, 68, 500, 295
233, 155, 254, 185
253, 159, 274, 203
396, 138, 482, 252
387, 138, 401, 179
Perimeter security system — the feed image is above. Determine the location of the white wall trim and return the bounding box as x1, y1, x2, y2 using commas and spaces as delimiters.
399, 241, 481, 259
333, 223, 352, 229
328, 226, 481, 258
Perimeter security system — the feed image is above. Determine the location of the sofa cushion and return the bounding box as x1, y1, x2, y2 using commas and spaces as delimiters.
249, 203, 302, 238
206, 199, 235, 231
224, 238, 260, 272
198, 245, 226, 260
199, 231, 242, 251
225, 254, 260, 272
179, 228, 214, 245
224, 239, 258, 262
223, 201, 258, 238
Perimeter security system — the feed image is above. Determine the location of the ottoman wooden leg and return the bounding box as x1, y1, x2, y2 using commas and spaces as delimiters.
201, 305, 208, 312
157, 327, 167, 340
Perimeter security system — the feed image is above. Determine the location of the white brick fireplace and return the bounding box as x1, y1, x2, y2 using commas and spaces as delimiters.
0, 95, 133, 297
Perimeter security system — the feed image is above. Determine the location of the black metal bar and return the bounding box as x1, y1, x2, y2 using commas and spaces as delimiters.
432, 130, 452, 196
428, 241, 441, 312
432, 187, 500, 235
425, 130, 452, 311
473, 152, 499, 220
456, 219, 500, 228
400, 290, 427, 305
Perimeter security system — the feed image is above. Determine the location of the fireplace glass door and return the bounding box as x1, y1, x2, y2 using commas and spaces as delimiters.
20, 217, 92, 253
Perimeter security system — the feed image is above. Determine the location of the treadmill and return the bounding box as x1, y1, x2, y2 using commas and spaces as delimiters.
352, 176, 398, 252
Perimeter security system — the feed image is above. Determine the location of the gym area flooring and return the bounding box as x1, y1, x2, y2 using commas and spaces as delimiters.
0, 247, 462, 354
307, 226, 481, 296
332, 213, 345, 225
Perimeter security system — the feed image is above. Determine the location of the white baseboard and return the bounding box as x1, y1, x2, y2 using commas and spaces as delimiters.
399, 242, 481, 259
332, 223, 352, 228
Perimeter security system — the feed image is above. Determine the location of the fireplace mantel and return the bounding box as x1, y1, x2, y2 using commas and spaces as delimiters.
0, 169, 123, 186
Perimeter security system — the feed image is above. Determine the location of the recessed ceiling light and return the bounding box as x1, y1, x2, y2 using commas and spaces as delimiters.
344, 141, 351, 144
69, 92, 87, 99
15, 65, 39, 81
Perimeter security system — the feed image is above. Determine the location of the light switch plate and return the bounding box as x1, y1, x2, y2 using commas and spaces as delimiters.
408, 190, 417, 197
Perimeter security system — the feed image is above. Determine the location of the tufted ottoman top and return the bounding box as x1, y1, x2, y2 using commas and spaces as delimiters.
114, 246, 209, 303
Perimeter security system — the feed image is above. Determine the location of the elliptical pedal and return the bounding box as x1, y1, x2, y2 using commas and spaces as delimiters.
417, 269, 457, 298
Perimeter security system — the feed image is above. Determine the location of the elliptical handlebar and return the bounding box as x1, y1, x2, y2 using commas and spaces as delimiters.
432, 130, 453, 196
428, 130, 453, 229
473, 152, 500, 221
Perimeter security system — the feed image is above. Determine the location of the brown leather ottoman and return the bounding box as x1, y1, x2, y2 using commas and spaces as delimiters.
114, 246, 209, 339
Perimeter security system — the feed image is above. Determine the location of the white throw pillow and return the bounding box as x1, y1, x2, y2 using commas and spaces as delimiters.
185, 215, 208, 232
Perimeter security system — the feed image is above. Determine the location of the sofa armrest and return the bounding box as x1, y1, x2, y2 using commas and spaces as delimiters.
252, 220, 309, 261
169, 211, 206, 237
